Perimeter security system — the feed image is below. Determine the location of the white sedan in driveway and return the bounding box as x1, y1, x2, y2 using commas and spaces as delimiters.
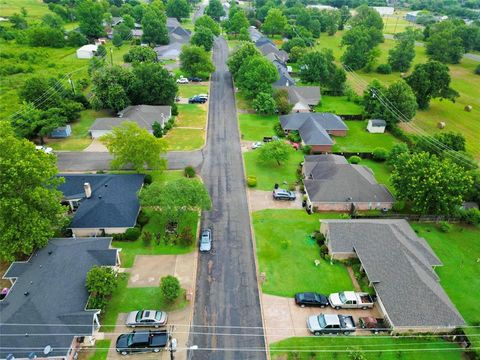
251, 142, 263, 149
176, 77, 189, 84
125, 310, 168, 327
35, 145, 54, 154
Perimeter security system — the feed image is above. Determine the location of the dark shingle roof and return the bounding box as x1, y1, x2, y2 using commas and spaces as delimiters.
272, 61, 296, 87
255, 37, 273, 47
258, 43, 288, 63
248, 26, 263, 42
322, 219, 465, 329
58, 174, 144, 229
370, 119, 387, 127
275, 86, 321, 107
0, 238, 117, 359
169, 26, 191, 43
303, 155, 394, 203
90, 105, 171, 131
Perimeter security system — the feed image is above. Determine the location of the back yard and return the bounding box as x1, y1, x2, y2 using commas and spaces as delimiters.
239, 114, 278, 141
254, 209, 352, 297
333, 121, 401, 152
314, 95, 363, 115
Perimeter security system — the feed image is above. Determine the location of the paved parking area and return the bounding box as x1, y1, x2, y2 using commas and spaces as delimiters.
262, 294, 381, 344
248, 189, 303, 212
83, 139, 107, 152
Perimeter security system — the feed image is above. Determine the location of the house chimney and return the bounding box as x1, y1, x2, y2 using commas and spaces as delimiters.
84, 182, 92, 199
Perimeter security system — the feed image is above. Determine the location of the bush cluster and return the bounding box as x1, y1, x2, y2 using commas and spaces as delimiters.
349, 155, 361, 164
247, 176, 257, 187
184, 166, 196, 178
377, 63, 392, 74
160, 275, 181, 303
372, 147, 388, 161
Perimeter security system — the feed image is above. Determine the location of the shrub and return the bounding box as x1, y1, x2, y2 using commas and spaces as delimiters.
438, 221, 452, 233
160, 275, 181, 303
372, 147, 388, 161
302, 145, 312, 155
460, 208, 480, 225
184, 166, 196, 178
319, 244, 329, 258
85, 266, 117, 310
349, 155, 361, 164
273, 122, 286, 138
137, 211, 150, 226
142, 230, 153, 247
172, 103, 179, 116
144, 174, 153, 185
179, 226, 194, 247
125, 227, 141, 241
111, 233, 125, 241
315, 232, 325, 246
475, 64, 480, 75
377, 63, 392, 74
288, 183, 296, 191
152, 121, 163, 138
392, 200, 406, 212
287, 131, 301, 143
247, 176, 257, 187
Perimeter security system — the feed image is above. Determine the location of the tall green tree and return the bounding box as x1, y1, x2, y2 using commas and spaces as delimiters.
382, 81, 417, 126
123, 46, 158, 63
262, 8, 287, 35
194, 15, 220, 36
76, 0, 105, 38
19, 77, 62, 110
406, 61, 459, 109
205, 0, 225, 21
341, 26, 383, 70
388, 29, 416, 72
299, 49, 346, 94
349, 4, 383, 32
92, 65, 134, 111
426, 28, 464, 64
140, 178, 211, 223
191, 26, 215, 51
338, 5, 351, 30
226, 10, 249, 35
179, 45, 215, 78
130, 63, 178, 105
227, 42, 261, 78
258, 140, 291, 166
236, 56, 279, 98
142, 6, 169, 45
391, 152, 473, 215
101, 122, 168, 172
166, 0, 190, 20
0, 123, 66, 261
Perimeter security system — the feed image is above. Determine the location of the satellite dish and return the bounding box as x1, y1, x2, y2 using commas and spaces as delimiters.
6, 354, 15, 360
28, 352, 37, 359
43, 346, 52, 355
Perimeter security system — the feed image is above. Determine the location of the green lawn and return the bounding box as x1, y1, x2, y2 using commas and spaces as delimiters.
178, 84, 209, 99
333, 121, 401, 152
84, 340, 110, 360
270, 336, 463, 360
176, 103, 207, 128
47, 109, 112, 151
244, 147, 304, 191
239, 114, 278, 141
315, 95, 364, 115
254, 209, 353, 297
0, 0, 51, 18
100, 274, 187, 331
164, 128, 205, 151
360, 159, 394, 193
411, 223, 480, 350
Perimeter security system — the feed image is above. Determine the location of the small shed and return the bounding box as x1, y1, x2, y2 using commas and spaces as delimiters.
367, 119, 386, 133
50, 125, 72, 138
76, 44, 98, 59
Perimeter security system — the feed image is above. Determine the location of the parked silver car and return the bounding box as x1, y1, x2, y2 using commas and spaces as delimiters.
199, 229, 212, 252
125, 310, 168, 328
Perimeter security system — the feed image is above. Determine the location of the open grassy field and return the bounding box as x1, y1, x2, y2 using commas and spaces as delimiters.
164, 128, 205, 150
177, 84, 209, 98
312, 32, 480, 159
254, 209, 352, 297
0, 0, 50, 19
315, 95, 364, 115
175, 103, 207, 128
270, 336, 463, 360
333, 121, 401, 152
244, 147, 304, 191
239, 114, 278, 141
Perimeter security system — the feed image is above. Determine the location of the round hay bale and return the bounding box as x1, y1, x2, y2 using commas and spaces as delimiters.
465, 105, 473, 112
438, 121, 446, 129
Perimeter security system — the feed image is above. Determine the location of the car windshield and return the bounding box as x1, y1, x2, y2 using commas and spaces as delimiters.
318, 315, 327, 329
339, 292, 347, 303
155, 311, 163, 321
135, 311, 143, 322
201, 232, 210, 243
127, 334, 134, 346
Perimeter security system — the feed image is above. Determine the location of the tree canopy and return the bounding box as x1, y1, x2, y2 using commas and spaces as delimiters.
227, 42, 262, 79
388, 29, 416, 72
205, 0, 225, 21
142, 6, 169, 45
262, 8, 287, 35
191, 26, 215, 52
101, 122, 168, 172
180, 45, 215, 78
0, 123, 66, 261
166, 0, 190, 20
258, 140, 291, 166
194, 15, 220, 36
76, 0, 105, 38
236, 56, 279, 98
130, 63, 178, 105
123, 46, 158, 63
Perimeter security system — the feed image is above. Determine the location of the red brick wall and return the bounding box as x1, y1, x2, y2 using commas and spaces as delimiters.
310, 145, 332, 153
328, 129, 347, 137
311, 202, 394, 211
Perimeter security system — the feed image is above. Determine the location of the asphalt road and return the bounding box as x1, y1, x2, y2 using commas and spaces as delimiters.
189, 38, 266, 359
56, 151, 203, 172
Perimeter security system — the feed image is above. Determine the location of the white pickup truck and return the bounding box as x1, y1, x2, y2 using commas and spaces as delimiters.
328, 291, 374, 310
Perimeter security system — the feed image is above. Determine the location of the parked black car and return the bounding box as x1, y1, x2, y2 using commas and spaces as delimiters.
295, 292, 329, 308
116, 330, 169, 355
188, 76, 203, 82
188, 96, 207, 104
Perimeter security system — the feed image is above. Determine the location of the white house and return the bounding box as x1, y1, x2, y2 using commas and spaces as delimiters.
367, 119, 387, 133
76, 44, 98, 59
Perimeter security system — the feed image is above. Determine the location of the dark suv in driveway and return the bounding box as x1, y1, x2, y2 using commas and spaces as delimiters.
295, 292, 330, 308
273, 189, 296, 200
116, 330, 169, 355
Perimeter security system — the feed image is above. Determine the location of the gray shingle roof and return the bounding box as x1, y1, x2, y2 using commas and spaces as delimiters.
248, 26, 263, 42
322, 219, 465, 329
169, 26, 191, 43
258, 43, 288, 63
90, 105, 171, 131
255, 37, 273, 47
58, 174, 144, 229
303, 155, 394, 203
167, 17, 181, 30
370, 119, 387, 127
275, 86, 321, 107
155, 42, 183, 59
272, 61, 296, 87
298, 121, 333, 145
0, 238, 117, 359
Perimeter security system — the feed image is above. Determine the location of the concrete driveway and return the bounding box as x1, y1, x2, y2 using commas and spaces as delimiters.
248, 190, 303, 212
262, 294, 381, 344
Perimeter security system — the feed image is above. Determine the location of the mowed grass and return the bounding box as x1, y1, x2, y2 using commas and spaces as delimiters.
315, 95, 364, 115
164, 128, 205, 150
270, 336, 463, 360
84, 340, 110, 360
239, 114, 278, 141
100, 274, 187, 331
0, 0, 50, 18
178, 84, 209, 98
360, 159, 394, 193
244, 147, 304, 191
254, 210, 352, 297
47, 109, 113, 151
176, 103, 207, 128
332, 121, 401, 152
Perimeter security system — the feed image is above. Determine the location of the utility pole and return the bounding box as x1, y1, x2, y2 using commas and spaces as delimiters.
168, 325, 177, 360
67, 75, 75, 95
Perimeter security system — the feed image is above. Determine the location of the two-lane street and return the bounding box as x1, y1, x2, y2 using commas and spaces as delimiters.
189, 38, 266, 359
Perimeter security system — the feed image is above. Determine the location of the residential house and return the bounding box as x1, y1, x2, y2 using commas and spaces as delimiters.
50, 125, 72, 138
111, 16, 124, 27
58, 174, 145, 237
366, 119, 387, 133
306, 4, 335, 10
167, 17, 181, 32
76, 44, 98, 59
372, 6, 394, 16
303, 154, 394, 211
131, 28, 143, 38
154, 21, 191, 60
275, 86, 321, 113
169, 25, 191, 44
405, 11, 421, 23
255, 37, 274, 48
258, 42, 289, 64
273, 61, 296, 87
320, 219, 465, 333
89, 105, 172, 139
0, 237, 119, 360
280, 113, 347, 152
248, 26, 263, 42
